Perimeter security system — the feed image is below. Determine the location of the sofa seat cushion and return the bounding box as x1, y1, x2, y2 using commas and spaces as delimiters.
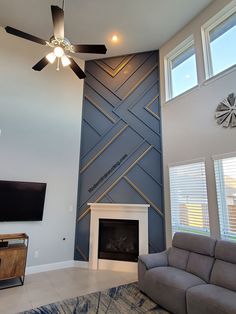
143, 266, 205, 314
187, 284, 236, 314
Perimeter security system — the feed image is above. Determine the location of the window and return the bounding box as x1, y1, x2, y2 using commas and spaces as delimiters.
165, 36, 198, 100
214, 155, 236, 242
169, 161, 210, 236
202, 4, 236, 78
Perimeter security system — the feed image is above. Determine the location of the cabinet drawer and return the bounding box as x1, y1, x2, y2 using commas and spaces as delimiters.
0, 248, 27, 280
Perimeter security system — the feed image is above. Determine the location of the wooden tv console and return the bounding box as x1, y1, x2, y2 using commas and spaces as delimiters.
0, 233, 28, 289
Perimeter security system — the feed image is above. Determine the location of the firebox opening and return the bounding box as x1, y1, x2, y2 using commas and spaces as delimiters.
98, 219, 139, 262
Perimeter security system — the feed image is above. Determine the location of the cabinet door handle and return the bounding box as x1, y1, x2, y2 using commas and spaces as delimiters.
0, 258, 1, 267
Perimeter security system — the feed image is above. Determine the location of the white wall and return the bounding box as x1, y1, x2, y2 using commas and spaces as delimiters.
160, 0, 236, 246
0, 27, 84, 266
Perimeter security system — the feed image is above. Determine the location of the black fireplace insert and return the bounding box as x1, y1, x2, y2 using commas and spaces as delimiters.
98, 219, 139, 262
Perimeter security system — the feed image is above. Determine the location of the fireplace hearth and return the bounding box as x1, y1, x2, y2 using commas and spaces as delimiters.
98, 219, 139, 262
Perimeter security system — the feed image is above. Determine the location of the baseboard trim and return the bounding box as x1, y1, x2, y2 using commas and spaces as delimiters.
74, 261, 89, 269
26, 260, 88, 275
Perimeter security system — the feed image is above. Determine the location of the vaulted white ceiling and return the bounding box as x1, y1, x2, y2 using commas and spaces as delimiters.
0, 0, 214, 59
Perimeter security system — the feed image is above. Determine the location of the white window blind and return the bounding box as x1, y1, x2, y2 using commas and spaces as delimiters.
169, 161, 210, 236
214, 156, 236, 242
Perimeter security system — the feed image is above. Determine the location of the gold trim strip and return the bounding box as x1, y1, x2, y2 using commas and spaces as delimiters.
122, 63, 158, 100
80, 124, 129, 174
138, 163, 162, 187
85, 95, 116, 123
99, 60, 125, 71
95, 145, 153, 203
145, 107, 160, 119
145, 95, 160, 119
95, 55, 134, 78
77, 207, 90, 222
76, 245, 87, 261
124, 176, 163, 217
101, 55, 132, 71
77, 145, 153, 222
146, 95, 158, 110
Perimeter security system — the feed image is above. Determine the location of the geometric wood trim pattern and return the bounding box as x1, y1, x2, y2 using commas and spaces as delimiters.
80, 124, 128, 174
74, 51, 165, 261
95, 55, 134, 78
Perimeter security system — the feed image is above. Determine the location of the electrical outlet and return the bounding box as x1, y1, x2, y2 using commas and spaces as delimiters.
34, 250, 39, 258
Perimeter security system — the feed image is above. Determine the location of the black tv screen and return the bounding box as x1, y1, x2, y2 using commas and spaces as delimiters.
0, 180, 47, 221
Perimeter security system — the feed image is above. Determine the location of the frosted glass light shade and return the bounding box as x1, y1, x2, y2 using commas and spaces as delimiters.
54, 47, 64, 58
46, 52, 56, 64
61, 55, 71, 67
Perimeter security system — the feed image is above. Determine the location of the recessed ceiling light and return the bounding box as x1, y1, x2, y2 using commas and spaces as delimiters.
112, 35, 118, 42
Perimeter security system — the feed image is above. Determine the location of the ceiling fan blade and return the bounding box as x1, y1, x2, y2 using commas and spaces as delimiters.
69, 58, 86, 79
32, 57, 49, 71
5, 26, 46, 45
51, 5, 64, 39
72, 44, 107, 54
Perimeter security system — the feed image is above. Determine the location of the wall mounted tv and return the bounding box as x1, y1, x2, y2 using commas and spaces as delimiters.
0, 180, 47, 221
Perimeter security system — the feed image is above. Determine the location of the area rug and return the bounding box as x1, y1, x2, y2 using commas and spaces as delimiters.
20, 282, 169, 313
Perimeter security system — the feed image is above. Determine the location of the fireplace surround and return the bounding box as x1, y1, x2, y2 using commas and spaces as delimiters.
88, 203, 149, 272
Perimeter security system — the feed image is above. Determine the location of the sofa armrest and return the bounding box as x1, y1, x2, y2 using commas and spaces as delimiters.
138, 250, 169, 270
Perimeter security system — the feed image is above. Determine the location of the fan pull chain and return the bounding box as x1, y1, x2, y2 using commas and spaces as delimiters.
56, 58, 60, 71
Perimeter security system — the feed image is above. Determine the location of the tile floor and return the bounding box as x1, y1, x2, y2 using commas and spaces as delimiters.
0, 267, 137, 314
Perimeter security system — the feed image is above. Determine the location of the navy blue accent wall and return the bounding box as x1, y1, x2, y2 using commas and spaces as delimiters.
74, 51, 164, 261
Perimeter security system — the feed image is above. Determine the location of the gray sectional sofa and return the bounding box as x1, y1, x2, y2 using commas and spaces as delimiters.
138, 232, 236, 314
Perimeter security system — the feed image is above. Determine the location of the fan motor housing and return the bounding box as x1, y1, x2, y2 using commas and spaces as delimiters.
49, 36, 72, 52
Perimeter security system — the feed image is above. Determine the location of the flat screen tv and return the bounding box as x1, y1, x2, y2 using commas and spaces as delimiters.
0, 180, 47, 221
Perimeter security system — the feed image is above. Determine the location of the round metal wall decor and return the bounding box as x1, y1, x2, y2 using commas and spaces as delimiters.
215, 93, 236, 128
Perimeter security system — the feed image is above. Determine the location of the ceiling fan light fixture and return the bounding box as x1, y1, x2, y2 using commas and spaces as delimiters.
5, 4, 107, 79
61, 55, 71, 67
54, 46, 64, 58
46, 52, 56, 64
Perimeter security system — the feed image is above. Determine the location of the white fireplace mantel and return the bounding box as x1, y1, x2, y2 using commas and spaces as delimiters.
88, 203, 149, 272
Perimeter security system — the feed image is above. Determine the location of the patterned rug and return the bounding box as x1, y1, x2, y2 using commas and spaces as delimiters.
20, 282, 169, 313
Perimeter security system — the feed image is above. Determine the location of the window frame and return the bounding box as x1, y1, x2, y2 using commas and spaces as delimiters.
164, 35, 198, 101
168, 158, 210, 236
213, 152, 236, 242
201, 2, 236, 79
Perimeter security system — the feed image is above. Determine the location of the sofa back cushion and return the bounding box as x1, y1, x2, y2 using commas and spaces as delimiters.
215, 240, 236, 264
172, 232, 216, 256
210, 259, 236, 292
210, 240, 236, 292
186, 252, 214, 282
168, 247, 189, 270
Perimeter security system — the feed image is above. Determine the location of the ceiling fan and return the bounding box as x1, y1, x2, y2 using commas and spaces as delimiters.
5, 1, 107, 79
